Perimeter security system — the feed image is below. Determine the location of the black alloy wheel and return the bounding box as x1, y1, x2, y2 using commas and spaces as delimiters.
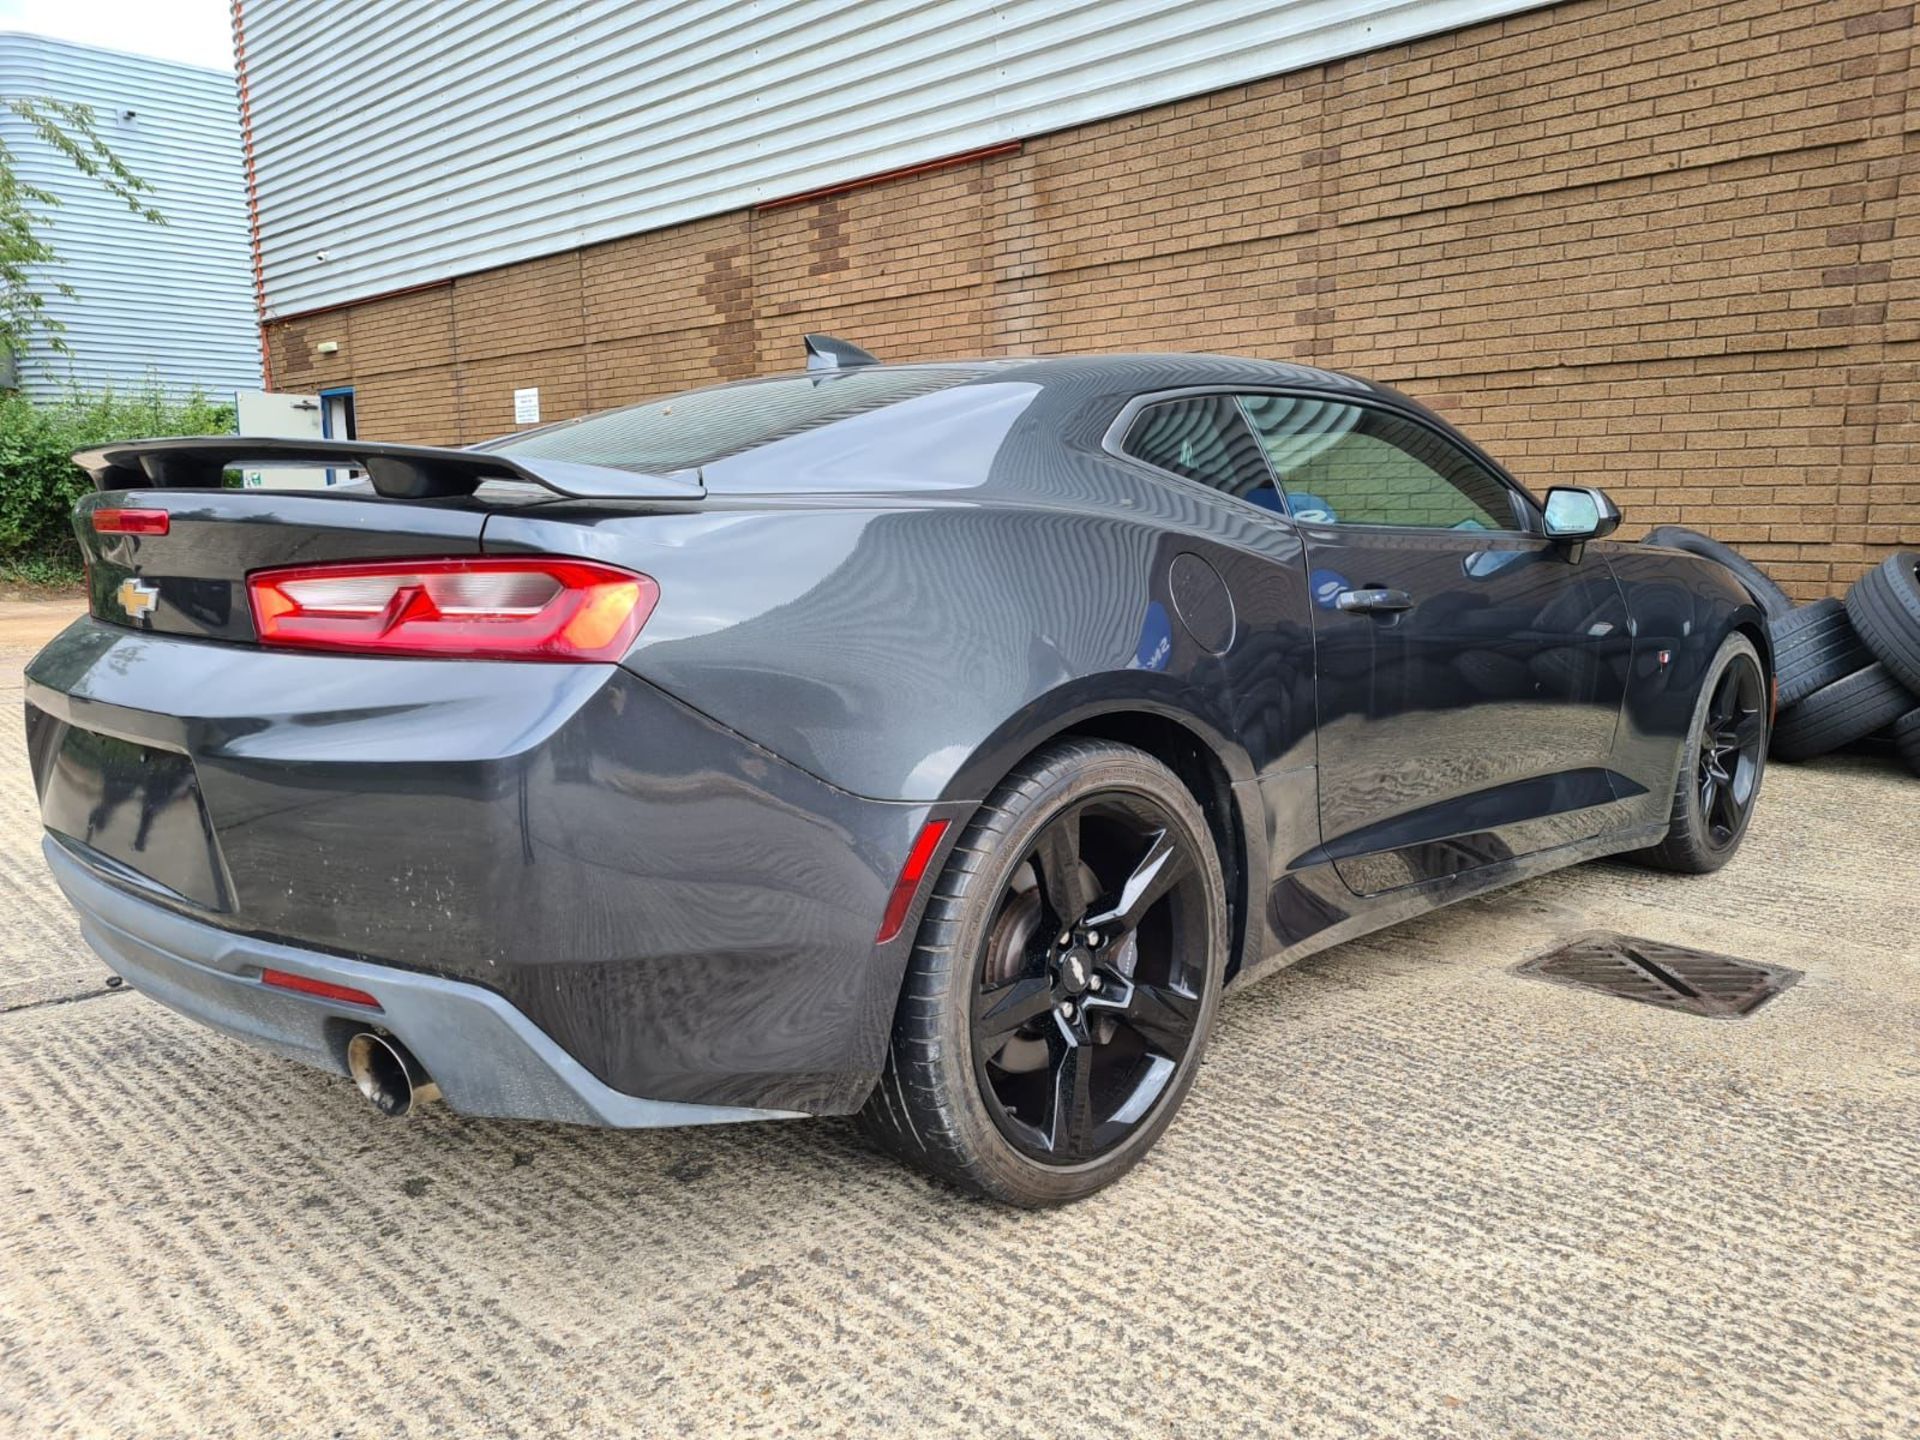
1695, 653, 1766, 851
972, 792, 1207, 1165
1633, 632, 1768, 873
859, 738, 1226, 1206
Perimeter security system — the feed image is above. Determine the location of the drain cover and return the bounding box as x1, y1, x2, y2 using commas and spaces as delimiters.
1516, 932, 1799, 1018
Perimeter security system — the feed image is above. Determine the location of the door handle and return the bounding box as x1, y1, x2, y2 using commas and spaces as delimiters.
1336, 587, 1414, 614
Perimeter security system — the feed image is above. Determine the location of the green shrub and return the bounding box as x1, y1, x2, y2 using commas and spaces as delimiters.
0, 388, 233, 582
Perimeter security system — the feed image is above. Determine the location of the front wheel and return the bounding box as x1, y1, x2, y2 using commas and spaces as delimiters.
860, 739, 1227, 1206
1630, 631, 1768, 873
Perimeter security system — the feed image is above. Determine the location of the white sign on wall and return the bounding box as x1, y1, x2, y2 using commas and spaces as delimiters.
513, 387, 541, 424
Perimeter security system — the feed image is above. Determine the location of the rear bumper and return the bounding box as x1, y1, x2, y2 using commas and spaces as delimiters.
25, 617, 943, 1115
47, 837, 800, 1126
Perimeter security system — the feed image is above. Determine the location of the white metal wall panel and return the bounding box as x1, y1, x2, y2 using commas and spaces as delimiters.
0, 34, 260, 399
244, 0, 1555, 320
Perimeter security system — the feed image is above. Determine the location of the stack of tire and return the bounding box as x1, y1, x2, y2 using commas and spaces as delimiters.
1644, 529, 1920, 777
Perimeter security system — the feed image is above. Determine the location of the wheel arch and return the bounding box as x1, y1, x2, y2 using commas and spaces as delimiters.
1733, 613, 1773, 678
1054, 710, 1256, 981
1729, 608, 1774, 716
938, 683, 1264, 981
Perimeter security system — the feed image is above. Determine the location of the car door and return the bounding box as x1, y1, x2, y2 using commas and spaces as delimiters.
1235, 392, 1632, 896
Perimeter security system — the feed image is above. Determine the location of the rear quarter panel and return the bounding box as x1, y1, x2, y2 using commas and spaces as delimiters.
482, 484, 1321, 806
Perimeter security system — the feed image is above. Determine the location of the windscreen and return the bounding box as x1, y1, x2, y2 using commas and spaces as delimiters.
486, 367, 996, 475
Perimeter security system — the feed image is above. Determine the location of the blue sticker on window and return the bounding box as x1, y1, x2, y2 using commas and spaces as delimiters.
1130, 601, 1173, 671
1310, 570, 1348, 609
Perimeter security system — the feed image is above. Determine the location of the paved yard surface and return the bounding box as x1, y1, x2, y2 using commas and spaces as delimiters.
2, 598, 1916, 1439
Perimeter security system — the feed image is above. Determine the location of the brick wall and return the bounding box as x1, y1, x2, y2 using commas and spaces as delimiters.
264, 0, 1920, 599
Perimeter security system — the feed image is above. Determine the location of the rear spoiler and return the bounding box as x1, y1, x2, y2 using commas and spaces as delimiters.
71, 436, 705, 502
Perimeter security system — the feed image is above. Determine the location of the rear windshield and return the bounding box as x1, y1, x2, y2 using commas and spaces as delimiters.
485, 367, 994, 474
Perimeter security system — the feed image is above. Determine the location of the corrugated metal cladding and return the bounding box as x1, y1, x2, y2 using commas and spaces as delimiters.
0, 34, 259, 400
244, 0, 1554, 320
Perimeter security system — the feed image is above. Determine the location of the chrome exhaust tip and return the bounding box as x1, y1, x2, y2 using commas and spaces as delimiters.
346, 1031, 441, 1117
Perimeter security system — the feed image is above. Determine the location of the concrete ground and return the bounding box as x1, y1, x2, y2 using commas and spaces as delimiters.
1, 597, 1916, 1440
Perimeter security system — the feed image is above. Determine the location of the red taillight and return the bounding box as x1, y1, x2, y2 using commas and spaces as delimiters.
92, 507, 170, 535
247, 557, 657, 661
875, 819, 951, 944
260, 968, 381, 1009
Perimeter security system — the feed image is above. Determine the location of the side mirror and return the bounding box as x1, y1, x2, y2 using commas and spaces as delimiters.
1542, 486, 1622, 545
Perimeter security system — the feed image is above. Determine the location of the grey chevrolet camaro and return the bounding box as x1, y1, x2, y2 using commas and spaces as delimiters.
24, 339, 1770, 1206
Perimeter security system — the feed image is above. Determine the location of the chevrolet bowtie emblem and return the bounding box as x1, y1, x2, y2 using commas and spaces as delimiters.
117, 577, 159, 620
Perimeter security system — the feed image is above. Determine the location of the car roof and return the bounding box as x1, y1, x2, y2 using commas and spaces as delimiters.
481, 349, 1454, 496
489, 351, 1406, 461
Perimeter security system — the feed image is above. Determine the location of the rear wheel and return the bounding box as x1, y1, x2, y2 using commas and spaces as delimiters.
1631, 632, 1768, 873
860, 739, 1227, 1207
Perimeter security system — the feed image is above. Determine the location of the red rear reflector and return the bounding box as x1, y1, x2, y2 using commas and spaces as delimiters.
260, 968, 381, 1009
92, 508, 170, 535
876, 818, 951, 944
247, 556, 658, 661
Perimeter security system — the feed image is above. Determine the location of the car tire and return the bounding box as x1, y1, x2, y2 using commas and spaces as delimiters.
859, 738, 1227, 1207
1770, 662, 1914, 761
1630, 631, 1767, 873
1892, 707, 1920, 779
1770, 599, 1873, 709
1843, 551, 1920, 697
1640, 526, 1794, 620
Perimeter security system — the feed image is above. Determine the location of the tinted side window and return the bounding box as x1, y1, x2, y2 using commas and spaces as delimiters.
1238, 394, 1517, 530
1121, 395, 1284, 513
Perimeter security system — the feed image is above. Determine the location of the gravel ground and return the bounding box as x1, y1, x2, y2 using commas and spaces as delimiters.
2, 599, 1916, 1439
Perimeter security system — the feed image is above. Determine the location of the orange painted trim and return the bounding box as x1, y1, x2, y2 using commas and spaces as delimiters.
754, 140, 1022, 212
